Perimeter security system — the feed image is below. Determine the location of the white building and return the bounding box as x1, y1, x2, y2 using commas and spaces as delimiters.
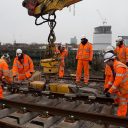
70, 36, 77, 44
93, 26, 112, 51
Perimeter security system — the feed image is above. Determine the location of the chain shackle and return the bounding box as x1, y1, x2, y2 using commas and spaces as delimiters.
48, 12, 56, 44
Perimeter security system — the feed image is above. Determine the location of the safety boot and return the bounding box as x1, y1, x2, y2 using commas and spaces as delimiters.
83, 83, 88, 87
75, 81, 82, 88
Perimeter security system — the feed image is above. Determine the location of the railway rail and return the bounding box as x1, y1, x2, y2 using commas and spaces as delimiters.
0, 90, 127, 128
42, 74, 105, 82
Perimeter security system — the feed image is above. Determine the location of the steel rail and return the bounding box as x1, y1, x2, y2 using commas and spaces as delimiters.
0, 98, 128, 127
8, 88, 114, 104
15, 89, 114, 104
49, 93, 114, 104
42, 75, 105, 82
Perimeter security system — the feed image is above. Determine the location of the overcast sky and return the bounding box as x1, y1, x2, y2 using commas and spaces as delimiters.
0, 0, 128, 45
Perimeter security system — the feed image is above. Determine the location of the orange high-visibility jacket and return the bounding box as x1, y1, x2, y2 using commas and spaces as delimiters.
104, 64, 114, 89
76, 42, 93, 61
114, 44, 128, 64
109, 60, 128, 96
54, 47, 60, 55
0, 59, 12, 83
60, 49, 68, 66
12, 54, 34, 80
60, 49, 68, 59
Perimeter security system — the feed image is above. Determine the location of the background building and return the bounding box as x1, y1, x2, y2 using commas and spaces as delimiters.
70, 36, 77, 45
93, 26, 112, 51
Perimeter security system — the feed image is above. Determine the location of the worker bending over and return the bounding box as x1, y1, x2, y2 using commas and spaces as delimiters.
76, 35, 93, 86
0, 53, 12, 98
104, 46, 115, 94
104, 52, 128, 117
12, 49, 34, 81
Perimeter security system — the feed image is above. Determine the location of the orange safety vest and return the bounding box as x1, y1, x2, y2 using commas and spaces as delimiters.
76, 42, 93, 61
0, 58, 12, 98
114, 44, 128, 64
60, 49, 68, 60
59, 49, 68, 67
109, 60, 128, 96
104, 64, 114, 89
0, 59, 12, 83
12, 54, 34, 80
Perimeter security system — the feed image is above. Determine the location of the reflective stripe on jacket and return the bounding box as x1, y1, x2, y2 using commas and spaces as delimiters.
109, 60, 128, 96
0, 59, 12, 83
114, 44, 128, 64
76, 42, 93, 61
104, 64, 114, 89
12, 54, 34, 80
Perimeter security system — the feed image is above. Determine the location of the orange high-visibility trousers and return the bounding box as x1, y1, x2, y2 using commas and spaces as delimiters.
0, 86, 3, 99
59, 59, 65, 78
117, 97, 128, 117
117, 104, 127, 117
76, 60, 89, 84
59, 66, 64, 78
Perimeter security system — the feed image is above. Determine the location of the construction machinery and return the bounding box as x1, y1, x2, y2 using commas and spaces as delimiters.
22, 0, 82, 73
22, 0, 82, 18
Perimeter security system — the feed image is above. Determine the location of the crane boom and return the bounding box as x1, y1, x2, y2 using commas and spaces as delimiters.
22, 0, 82, 18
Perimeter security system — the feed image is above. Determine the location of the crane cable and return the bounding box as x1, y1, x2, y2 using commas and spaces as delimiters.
35, 12, 56, 56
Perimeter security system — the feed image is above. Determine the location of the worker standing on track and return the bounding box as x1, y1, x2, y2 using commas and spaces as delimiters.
114, 37, 128, 65
104, 52, 128, 117
0, 53, 12, 98
58, 45, 68, 78
76, 35, 93, 86
12, 49, 34, 81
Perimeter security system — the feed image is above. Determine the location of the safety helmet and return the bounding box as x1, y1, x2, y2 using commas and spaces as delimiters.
2, 53, 10, 62
104, 52, 116, 62
3, 53, 10, 59
16, 49, 22, 56
81, 35, 86, 39
116, 37, 123, 42
62, 45, 65, 48
105, 45, 114, 52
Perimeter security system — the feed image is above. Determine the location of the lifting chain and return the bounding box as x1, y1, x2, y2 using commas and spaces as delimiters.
35, 12, 56, 57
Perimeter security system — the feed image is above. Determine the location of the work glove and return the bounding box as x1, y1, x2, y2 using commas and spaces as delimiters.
89, 61, 92, 65
105, 92, 111, 97
103, 88, 109, 94
30, 72, 34, 75
126, 62, 128, 67
13, 76, 17, 82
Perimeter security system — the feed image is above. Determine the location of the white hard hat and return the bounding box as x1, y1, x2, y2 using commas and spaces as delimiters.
116, 37, 123, 42
3, 53, 10, 59
104, 52, 116, 62
62, 45, 65, 47
81, 35, 86, 39
2, 53, 10, 62
105, 45, 114, 52
16, 49, 22, 56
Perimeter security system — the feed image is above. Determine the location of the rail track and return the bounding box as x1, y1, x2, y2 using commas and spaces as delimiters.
0, 88, 128, 128
0, 76, 127, 128
42, 75, 105, 82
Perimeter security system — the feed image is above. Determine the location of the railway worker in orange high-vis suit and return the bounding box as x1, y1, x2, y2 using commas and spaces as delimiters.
0, 53, 12, 98
76, 35, 93, 87
104, 52, 128, 117
12, 49, 34, 81
58, 45, 68, 78
114, 37, 128, 65
104, 45, 115, 94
